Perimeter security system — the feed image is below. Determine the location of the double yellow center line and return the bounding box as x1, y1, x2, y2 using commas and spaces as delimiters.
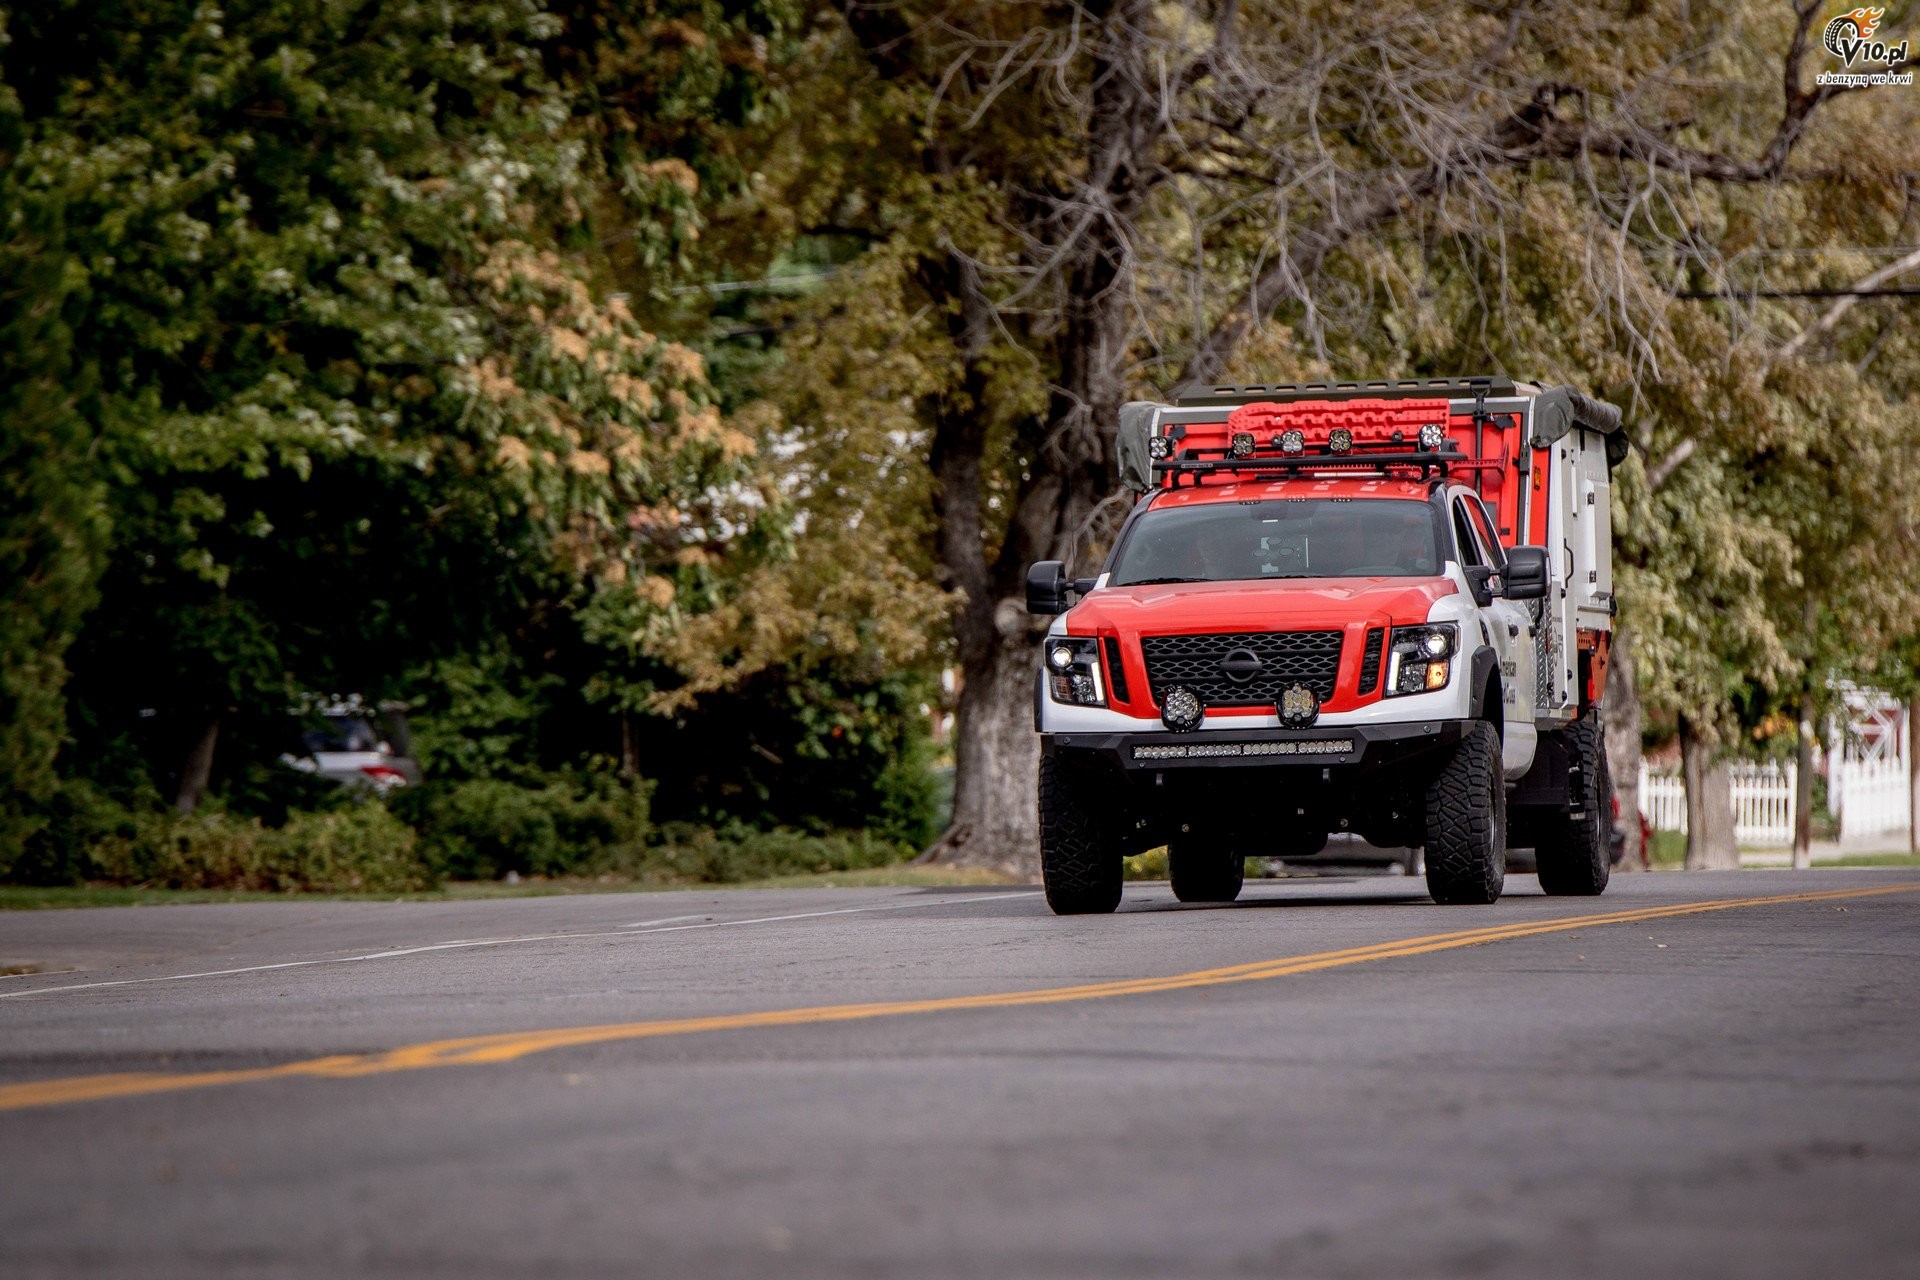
1, 882, 1911, 1114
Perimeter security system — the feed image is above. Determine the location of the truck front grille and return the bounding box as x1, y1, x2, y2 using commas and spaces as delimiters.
1357, 627, 1385, 695
1140, 630, 1343, 709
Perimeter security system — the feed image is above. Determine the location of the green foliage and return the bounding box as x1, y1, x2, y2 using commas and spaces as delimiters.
640, 822, 911, 885
23, 0, 1920, 882
401, 646, 560, 784
400, 773, 651, 880
0, 77, 105, 869
6, 0, 779, 812
631, 668, 943, 846
85, 800, 430, 892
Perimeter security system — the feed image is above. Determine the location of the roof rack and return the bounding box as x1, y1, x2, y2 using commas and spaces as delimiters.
1152, 446, 1491, 487
1171, 376, 1517, 408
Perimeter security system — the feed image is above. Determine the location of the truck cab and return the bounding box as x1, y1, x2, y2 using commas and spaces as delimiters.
1029, 377, 1625, 914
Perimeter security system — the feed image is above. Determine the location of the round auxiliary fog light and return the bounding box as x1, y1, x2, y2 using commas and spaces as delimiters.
1278, 683, 1320, 728
1418, 422, 1446, 451
1160, 684, 1204, 733
1148, 435, 1174, 460
1328, 427, 1353, 454
1278, 429, 1305, 456
1229, 432, 1256, 458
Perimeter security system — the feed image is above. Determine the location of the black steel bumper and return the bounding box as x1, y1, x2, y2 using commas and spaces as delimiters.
1044, 719, 1465, 773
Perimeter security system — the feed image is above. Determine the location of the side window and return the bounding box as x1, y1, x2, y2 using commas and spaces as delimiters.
1451, 501, 1485, 569
1466, 497, 1506, 569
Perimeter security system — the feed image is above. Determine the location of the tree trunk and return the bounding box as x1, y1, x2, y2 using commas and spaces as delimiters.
619, 710, 639, 780
1603, 630, 1645, 870
918, 632, 1044, 878
1680, 715, 1738, 870
905, 2, 1153, 874
175, 714, 221, 815
1792, 690, 1815, 869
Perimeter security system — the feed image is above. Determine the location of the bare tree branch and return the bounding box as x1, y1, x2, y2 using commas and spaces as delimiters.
1778, 246, 1920, 361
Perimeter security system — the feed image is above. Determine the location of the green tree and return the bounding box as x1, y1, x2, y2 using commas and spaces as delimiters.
4, 0, 770, 812
0, 65, 105, 870
741, 0, 1902, 874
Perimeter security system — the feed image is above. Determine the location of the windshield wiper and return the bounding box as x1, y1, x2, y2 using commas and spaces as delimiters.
1119, 576, 1209, 586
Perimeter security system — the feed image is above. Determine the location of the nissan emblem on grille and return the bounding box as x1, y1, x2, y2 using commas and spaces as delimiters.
1141, 630, 1342, 708
1217, 647, 1263, 683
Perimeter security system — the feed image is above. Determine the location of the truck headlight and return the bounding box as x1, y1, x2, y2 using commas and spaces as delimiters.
1384, 623, 1457, 696
1045, 637, 1106, 707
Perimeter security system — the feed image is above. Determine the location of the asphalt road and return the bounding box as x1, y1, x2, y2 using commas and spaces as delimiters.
4, 869, 1919, 1280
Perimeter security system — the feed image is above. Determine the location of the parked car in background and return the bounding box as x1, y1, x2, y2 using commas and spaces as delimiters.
281, 698, 421, 793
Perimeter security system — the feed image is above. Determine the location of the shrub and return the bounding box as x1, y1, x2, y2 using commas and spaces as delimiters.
264, 806, 432, 892
90, 810, 269, 890
402, 773, 652, 880
83, 800, 431, 892
639, 823, 911, 884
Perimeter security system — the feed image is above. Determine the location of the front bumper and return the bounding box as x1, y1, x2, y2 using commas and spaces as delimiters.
1044, 719, 1465, 773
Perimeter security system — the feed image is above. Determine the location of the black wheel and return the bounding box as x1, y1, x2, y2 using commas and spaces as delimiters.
1038, 753, 1123, 915
1168, 839, 1244, 903
1534, 714, 1611, 896
1423, 721, 1507, 905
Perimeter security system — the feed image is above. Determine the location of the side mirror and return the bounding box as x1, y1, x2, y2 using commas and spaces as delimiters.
1503, 546, 1548, 600
1026, 561, 1070, 615
1464, 564, 1496, 608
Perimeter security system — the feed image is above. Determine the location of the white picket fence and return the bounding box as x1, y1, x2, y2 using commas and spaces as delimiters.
1639, 767, 1688, 834
1833, 758, 1911, 839
1639, 762, 1797, 847
1639, 758, 1913, 846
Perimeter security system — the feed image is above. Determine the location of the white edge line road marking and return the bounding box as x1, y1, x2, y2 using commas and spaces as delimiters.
0, 891, 1043, 1002
621, 915, 710, 929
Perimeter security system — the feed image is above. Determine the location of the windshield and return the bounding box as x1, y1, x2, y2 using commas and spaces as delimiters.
1110, 498, 1442, 585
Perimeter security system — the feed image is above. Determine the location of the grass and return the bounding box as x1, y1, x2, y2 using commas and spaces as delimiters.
1647, 829, 1687, 869
1819, 851, 1920, 867
0, 864, 1016, 911
1641, 829, 1919, 870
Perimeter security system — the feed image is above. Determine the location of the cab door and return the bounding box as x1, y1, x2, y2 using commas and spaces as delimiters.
1452, 492, 1538, 778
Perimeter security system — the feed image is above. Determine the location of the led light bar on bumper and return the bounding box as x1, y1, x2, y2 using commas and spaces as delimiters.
1383, 623, 1456, 696
1046, 637, 1107, 706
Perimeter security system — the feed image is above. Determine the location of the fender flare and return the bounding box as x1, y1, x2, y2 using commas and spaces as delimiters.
1467, 646, 1501, 730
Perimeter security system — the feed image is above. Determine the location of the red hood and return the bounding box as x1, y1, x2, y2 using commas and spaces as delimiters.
1067, 575, 1458, 717
1068, 576, 1456, 635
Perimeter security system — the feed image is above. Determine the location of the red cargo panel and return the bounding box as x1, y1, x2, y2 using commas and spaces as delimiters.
1224, 397, 1452, 445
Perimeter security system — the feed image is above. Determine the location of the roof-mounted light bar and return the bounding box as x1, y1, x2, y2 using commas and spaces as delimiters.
1152, 447, 1473, 484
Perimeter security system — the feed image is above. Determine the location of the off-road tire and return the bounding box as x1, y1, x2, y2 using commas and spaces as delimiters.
1039, 753, 1123, 915
1168, 840, 1244, 903
1423, 721, 1507, 905
1534, 714, 1611, 896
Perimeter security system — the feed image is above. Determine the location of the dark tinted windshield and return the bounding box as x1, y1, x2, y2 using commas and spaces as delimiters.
1110, 499, 1442, 585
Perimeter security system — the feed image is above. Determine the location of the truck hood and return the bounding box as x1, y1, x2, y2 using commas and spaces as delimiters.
1069, 576, 1458, 634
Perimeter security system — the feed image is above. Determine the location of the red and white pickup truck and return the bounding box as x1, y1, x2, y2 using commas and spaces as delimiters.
1028, 377, 1627, 914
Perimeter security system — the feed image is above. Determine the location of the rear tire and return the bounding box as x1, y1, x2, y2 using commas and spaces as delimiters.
1038, 753, 1123, 915
1534, 714, 1611, 896
1168, 840, 1244, 903
1423, 721, 1507, 905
